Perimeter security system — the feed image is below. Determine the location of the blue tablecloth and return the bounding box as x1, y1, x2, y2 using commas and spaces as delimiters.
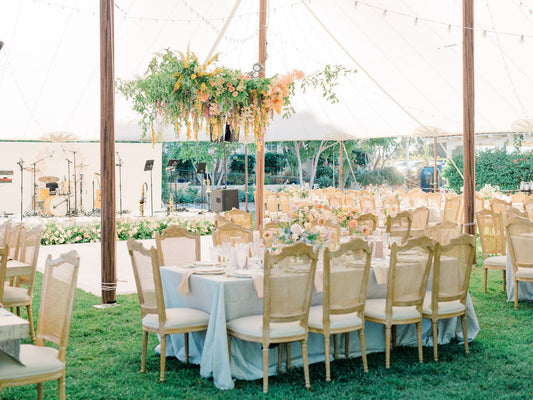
506, 252, 533, 301
159, 266, 479, 390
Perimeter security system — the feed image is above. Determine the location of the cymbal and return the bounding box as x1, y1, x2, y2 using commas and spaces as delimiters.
77, 164, 89, 169
39, 176, 59, 183
24, 166, 40, 172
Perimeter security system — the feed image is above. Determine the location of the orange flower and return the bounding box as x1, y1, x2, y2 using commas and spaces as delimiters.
199, 92, 209, 102
210, 80, 217, 87
228, 86, 235, 92
232, 91, 238, 97
349, 219, 358, 229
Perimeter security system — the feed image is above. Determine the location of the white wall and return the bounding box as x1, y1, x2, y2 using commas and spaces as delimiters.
0, 142, 162, 216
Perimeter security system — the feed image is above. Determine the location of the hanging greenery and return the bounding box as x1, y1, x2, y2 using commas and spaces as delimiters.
117, 49, 354, 143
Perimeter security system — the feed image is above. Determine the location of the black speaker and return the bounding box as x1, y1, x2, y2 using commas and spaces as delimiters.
210, 189, 239, 212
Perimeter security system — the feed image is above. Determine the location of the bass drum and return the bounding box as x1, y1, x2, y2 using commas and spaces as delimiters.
45, 195, 68, 217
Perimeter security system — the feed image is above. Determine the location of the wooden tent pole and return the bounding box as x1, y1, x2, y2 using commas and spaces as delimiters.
100, 0, 116, 304
339, 140, 344, 190
255, 0, 267, 229
433, 136, 438, 193
463, 0, 475, 235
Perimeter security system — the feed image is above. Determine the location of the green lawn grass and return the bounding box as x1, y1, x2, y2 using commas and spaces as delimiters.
3, 262, 533, 399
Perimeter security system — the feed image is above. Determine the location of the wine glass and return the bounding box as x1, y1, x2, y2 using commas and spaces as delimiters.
236, 243, 249, 270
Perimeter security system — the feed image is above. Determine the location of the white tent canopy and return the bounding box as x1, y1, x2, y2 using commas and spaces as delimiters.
1, 0, 533, 142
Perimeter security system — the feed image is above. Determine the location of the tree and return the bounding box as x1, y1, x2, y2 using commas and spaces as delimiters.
360, 138, 400, 170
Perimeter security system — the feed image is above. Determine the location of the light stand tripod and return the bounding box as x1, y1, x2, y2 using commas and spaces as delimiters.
116, 152, 123, 215
17, 159, 24, 220
65, 157, 73, 216
144, 160, 154, 216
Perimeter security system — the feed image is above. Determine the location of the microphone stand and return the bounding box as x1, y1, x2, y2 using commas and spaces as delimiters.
28, 154, 52, 216
65, 157, 73, 216
66, 150, 78, 215
16, 159, 24, 220
116, 152, 123, 215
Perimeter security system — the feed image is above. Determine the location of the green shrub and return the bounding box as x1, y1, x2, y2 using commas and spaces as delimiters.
173, 187, 200, 203
355, 167, 404, 187
443, 148, 533, 192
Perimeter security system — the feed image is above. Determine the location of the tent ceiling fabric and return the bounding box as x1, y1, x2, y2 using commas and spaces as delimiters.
1, 0, 533, 142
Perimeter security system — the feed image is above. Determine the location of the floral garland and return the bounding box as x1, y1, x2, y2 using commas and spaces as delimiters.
117, 49, 354, 142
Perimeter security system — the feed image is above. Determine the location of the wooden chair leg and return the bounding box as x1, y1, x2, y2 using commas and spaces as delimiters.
277, 344, 283, 373
58, 375, 66, 400
345, 333, 350, 358
16, 307, 21, 317
37, 382, 43, 400
227, 335, 231, 359
286, 343, 291, 370
416, 322, 423, 364
184, 332, 189, 364
160, 334, 166, 382
359, 329, 368, 373
483, 268, 487, 293
461, 314, 469, 354
324, 335, 331, 382
432, 320, 439, 361
514, 281, 519, 309
385, 326, 391, 369
333, 334, 338, 359
262, 346, 269, 393
141, 331, 148, 373
27, 305, 35, 343
502, 270, 506, 291
302, 339, 310, 389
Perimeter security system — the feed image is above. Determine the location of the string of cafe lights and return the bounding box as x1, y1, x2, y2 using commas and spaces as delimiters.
351, 0, 533, 43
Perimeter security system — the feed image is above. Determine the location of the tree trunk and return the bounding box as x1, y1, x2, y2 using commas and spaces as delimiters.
294, 141, 304, 185
309, 141, 337, 188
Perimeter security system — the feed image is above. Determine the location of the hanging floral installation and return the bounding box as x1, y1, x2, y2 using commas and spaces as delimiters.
117, 49, 354, 143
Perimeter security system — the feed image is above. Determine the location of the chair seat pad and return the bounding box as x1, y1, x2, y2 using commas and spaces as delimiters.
516, 267, 533, 279
2, 286, 31, 304
484, 255, 507, 268
422, 294, 465, 316
227, 315, 305, 340
308, 306, 363, 331
0, 345, 64, 381
142, 308, 209, 331
364, 299, 420, 321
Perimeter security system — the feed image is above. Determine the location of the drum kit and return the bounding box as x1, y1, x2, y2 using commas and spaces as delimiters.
24, 163, 91, 217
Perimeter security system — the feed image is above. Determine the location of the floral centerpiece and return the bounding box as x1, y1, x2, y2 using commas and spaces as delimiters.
478, 184, 500, 200
117, 49, 353, 143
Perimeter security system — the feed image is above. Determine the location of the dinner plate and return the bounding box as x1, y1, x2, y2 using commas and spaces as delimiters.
226, 270, 256, 278
190, 261, 221, 268
193, 267, 225, 275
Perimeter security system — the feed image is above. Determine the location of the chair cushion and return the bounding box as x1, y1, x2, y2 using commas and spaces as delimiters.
227, 315, 305, 340
142, 308, 209, 331
2, 286, 31, 304
516, 267, 533, 279
422, 294, 465, 316
0, 345, 64, 381
484, 255, 507, 268
364, 299, 420, 321
308, 306, 363, 331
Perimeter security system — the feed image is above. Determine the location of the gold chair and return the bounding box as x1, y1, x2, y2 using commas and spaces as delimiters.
278, 192, 291, 214
505, 216, 533, 309
212, 223, 253, 247
474, 192, 485, 213
0, 250, 80, 400
226, 242, 318, 393
327, 194, 342, 209
356, 213, 378, 235
510, 191, 526, 206
311, 219, 341, 245
382, 196, 401, 212
358, 196, 376, 213
477, 209, 506, 293
225, 208, 254, 230
386, 211, 412, 244
0, 220, 9, 246
261, 221, 286, 247
425, 221, 462, 246
409, 206, 430, 238
4, 222, 23, 260
426, 192, 442, 209
308, 238, 371, 381
155, 225, 201, 267
489, 198, 511, 214
2, 226, 42, 342
442, 195, 463, 223
422, 234, 476, 361
364, 237, 434, 368
127, 239, 209, 381
214, 214, 230, 228
523, 196, 533, 220
265, 197, 280, 218
505, 207, 528, 224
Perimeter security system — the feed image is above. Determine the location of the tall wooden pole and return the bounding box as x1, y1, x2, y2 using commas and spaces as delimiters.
339, 141, 344, 189
245, 143, 248, 212
255, 0, 267, 229
100, 0, 117, 304
433, 136, 438, 193
463, 0, 475, 235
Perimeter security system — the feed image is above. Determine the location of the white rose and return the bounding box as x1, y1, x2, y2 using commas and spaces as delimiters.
290, 224, 304, 236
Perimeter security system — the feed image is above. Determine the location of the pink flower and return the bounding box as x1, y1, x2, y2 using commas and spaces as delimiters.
360, 225, 370, 236
232, 91, 238, 97
349, 219, 358, 229
317, 217, 325, 226
263, 231, 273, 240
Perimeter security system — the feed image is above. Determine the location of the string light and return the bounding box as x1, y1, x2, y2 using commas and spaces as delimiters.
414, 17, 419, 25
482, 30, 487, 38
447, 24, 452, 32
521, 34, 525, 43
